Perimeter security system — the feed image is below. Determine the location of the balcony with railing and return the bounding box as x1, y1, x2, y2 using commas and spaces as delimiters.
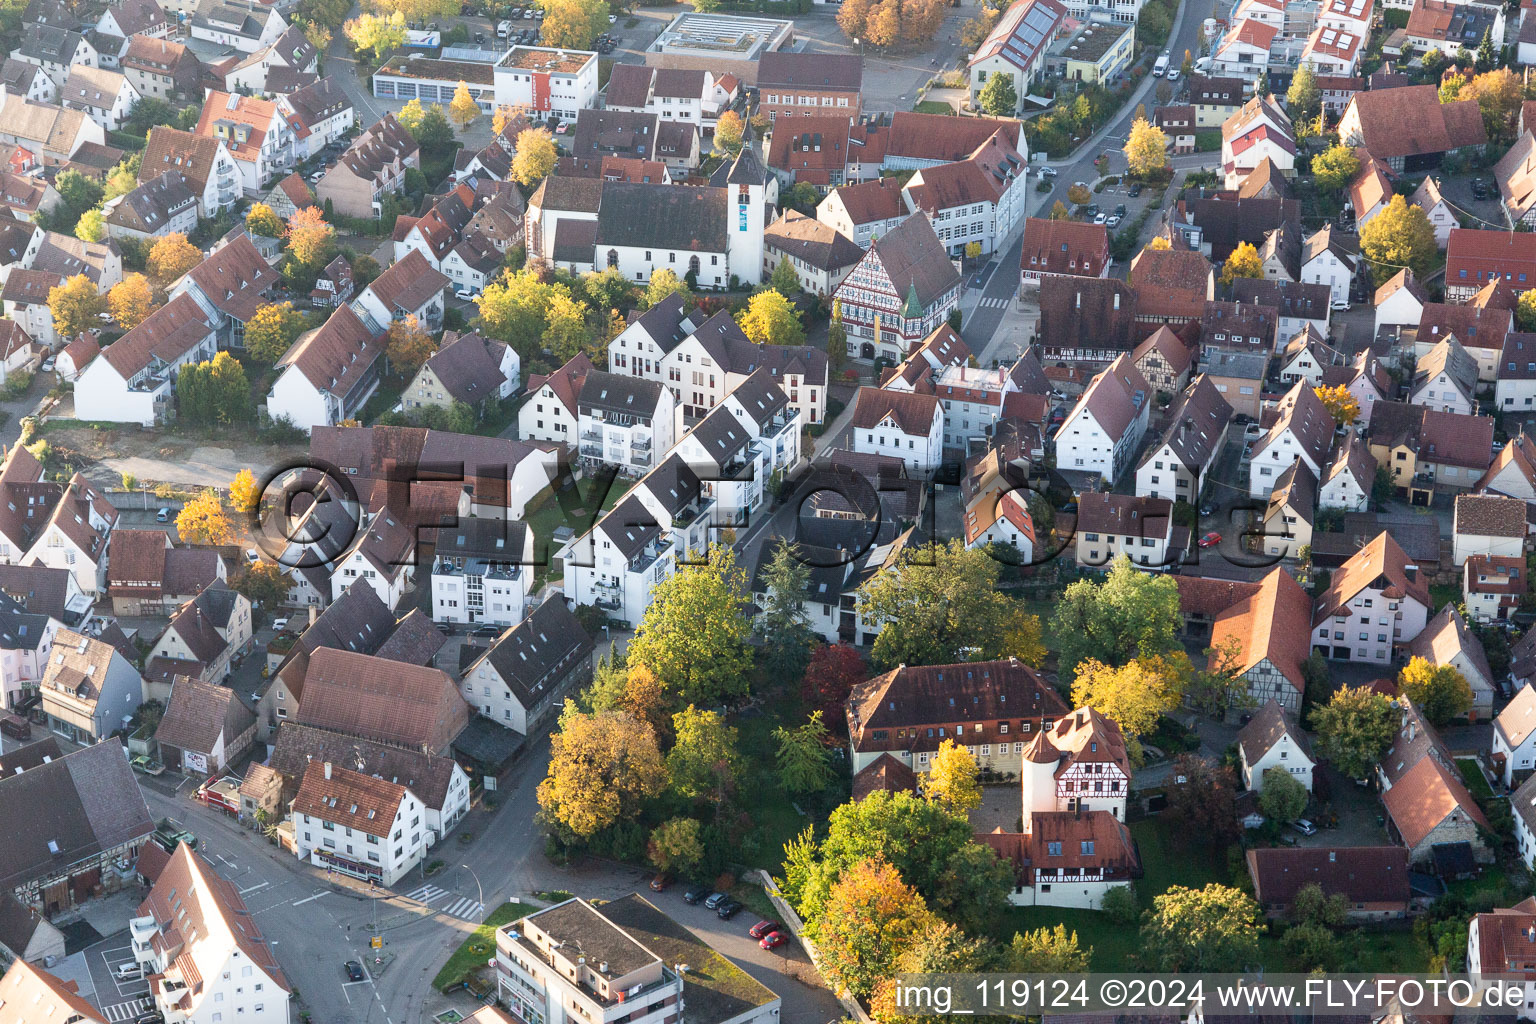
592, 579, 621, 610
629, 536, 673, 575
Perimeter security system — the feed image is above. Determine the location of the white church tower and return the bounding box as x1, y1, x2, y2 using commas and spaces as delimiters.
712, 126, 776, 288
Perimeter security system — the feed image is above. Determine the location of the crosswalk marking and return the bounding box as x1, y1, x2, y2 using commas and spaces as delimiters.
403, 884, 449, 904
103, 998, 153, 1023
975, 297, 1011, 309
403, 885, 482, 921
444, 897, 484, 920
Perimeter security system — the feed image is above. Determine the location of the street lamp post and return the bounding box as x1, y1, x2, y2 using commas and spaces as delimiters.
462, 864, 485, 926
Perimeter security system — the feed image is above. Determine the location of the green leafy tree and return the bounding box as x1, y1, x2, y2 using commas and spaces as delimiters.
230, 561, 291, 610
1050, 554, 1182, 680
1142, 884, 1261, 971
665, 704, 739, 803
977, 72, 1018, 116
1010, 924, 1092, 973
1360, 195, 1439, 286
643, 267, 692, 310
414, 104, 453, 154
828, 298, 848, 374
769, 256, 801, 296
759, 540, 816, 680
1291, 882, 1348, 928
647, 817, 704, 874
1283, 922, 1345, 972
1398, 656, 1473, 726
858, 540, 1046, 671
1312, 144, 1361, 193
1310, 684, 1398, 779
785, 790, 1013, 933
1476, 27, 1495, 72
74, 208, 105, 243
1518, 289, 1536, 332
1286, 64, 1321, 123
625, 547, 754, 706
54, 169, 103, 217
1163, 753, 1242, 848
773, 710, 836, 795
1258, 766, 1309, 822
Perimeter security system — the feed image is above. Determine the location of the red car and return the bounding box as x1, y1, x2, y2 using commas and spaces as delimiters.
748, 920, 780, 939
1198, 532, 1222, 548
759, 931, 788, 950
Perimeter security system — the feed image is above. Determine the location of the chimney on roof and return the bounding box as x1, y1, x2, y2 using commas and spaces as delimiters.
323, 760, 332, 780
309, 605, 319, 627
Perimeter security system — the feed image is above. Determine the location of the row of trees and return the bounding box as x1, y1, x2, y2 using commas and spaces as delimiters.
835, 0, 946, 48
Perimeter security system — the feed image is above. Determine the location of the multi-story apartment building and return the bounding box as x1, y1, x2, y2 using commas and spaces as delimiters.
1311, 531, 1431, 664
194, 91, 294, 194
314, 113, 418, 219
496, 896, 781, 1024
431, 519, 535, 630
576, 370, 679, 477
291, 759, 430, 885
1134, 376, 1232, 503
130, 844, 289, 1024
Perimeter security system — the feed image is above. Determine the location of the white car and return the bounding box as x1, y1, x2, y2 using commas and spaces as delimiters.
1038, 167, 1057, 178
114, 963, 144, 981
454, 287, 477, 300
1093, 213, 1107, 225
608, 12, 616, 20
1330, 298, 1350, 311
272, 617, 290, 632
1166, 69, 1179, 81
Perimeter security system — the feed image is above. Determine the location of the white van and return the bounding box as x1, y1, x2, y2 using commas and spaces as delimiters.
496, 19, 512, 37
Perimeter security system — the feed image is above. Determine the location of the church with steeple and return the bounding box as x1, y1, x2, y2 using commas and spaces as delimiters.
978, 707, 1142, 909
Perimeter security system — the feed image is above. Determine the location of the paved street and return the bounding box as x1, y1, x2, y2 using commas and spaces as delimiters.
123, 735, 843, 1024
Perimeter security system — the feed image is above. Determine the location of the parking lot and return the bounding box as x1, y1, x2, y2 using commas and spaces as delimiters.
81, 935, 155, 1024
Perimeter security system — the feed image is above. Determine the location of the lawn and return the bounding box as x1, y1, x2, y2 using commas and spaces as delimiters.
912, 100, 953, 114
521, 479, 628, 587
1430, 582, 1462, 615
1457, 758, 1494, 799
731, 694, 842, 871
432, 901, 523, 991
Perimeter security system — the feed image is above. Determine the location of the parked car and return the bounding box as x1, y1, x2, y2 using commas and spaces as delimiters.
748, 920, 780, 939
136, 1012, 165, 1024
1105, 215, 1121, 228
759, 931, 788, 950
1093, 213, 1107, 225
1166, 68, 1179, 81
682, 884, 710, 904
345, 961, 365, 982
40, 357, 54, 372
649, 874, 672, 892
715, 899, 742, 920
702, 892, 727, 909
115, 963, 144, 981
1198, 532, 1222, 548
1113, 204, 1126, 217
156, 506, 172, 522
272, 617, 290, 632
1127, 183, 1142, 197
1038, 166, 1057, 177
